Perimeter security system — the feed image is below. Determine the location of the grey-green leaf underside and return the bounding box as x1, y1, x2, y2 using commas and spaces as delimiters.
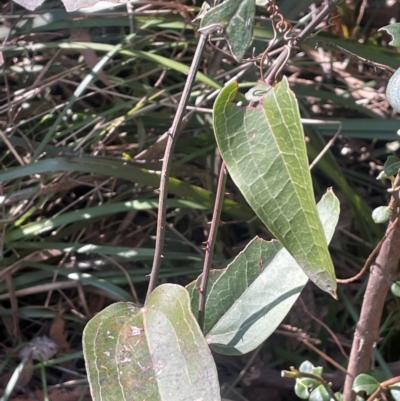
187, 190, 340, 355
83, 284, 220, 401
200, 0, 255, 61
213, 78, 337, 295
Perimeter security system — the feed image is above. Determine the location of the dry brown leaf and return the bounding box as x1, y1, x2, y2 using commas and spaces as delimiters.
49, 311, 70, 353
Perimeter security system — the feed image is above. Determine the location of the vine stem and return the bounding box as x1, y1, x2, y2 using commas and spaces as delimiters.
198, 161, 227, 332
365, 376, 400, 401
146, 34, 208, 302
264, 0, 342, 84
343, 173, 400, 401
337, 217, 398, 284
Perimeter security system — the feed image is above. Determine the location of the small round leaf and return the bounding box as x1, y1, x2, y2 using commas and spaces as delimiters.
299, 361, 315, 374
295, 380, 311, 400
352, 373, 380, 395
334, 392, 344, 401
309, 384, 331, 401
299, 377, 321, 388
372, 206, 390, 224
391, 281, 400, 297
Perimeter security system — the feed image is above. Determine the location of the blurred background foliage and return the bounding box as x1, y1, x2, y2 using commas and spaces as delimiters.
1, 0, 400, 400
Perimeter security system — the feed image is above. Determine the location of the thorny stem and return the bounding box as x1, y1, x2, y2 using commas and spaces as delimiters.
198, 161, 227, 332
146, 34, 208, 302
343, 172, 400, 401
264, 0, 342, 84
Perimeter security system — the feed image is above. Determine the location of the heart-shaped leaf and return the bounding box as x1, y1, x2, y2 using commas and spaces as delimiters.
187, 190, 339, 355
83, 284, 220, 401
200, 0, 255, 61
213, 78, 337, 295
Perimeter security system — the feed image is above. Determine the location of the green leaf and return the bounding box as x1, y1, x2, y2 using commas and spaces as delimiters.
391, 281, 400, 297
372, 206, 391, 224
200, 0, 255, 61
299, 360, 315, 373
309, 385, 331, 401
379, 23, 400, 46
295, 380, 310, 399
213, 78, 337, 295
299, 361, 323, 376
384, 155, 400, 176
297, 377, 321, 389
83, 284, 220, 401
352, 373, 380, 395
186, 190, 340, 355
334, 392, 344, 401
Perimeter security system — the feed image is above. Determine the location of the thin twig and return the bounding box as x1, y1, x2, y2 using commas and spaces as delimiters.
316, 41, 395, 74
303, 339, 348, 375
0, 130, 25, 166
381, 375, 400, 388
365, 386, 382, 401
146, 34, 208, 302
100, 254, 140, 305
223, 343, 264, 398
299, 298, 349, 360
337, 217, 399, 284
198, 161, 227, 331
309, 128, 341, 171
365, 376, 400, 401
